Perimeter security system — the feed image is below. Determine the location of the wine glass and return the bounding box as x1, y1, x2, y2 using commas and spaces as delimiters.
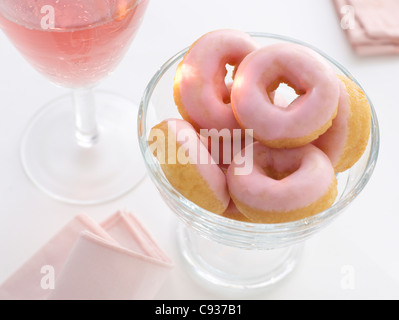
0, 0, 149, 205
138, 33, 380, 291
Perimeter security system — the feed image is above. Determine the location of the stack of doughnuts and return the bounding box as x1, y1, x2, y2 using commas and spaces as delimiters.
149, 29, 371, 224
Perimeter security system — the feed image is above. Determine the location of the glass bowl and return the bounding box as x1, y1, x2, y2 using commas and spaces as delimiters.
138, 33, 380, 291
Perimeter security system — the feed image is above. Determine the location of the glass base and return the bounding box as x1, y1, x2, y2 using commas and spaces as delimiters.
21, 91, 146, 205
177, 223, 303, 292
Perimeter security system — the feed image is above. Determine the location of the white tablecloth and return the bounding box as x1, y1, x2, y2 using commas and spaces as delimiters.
0, 0, 398, 299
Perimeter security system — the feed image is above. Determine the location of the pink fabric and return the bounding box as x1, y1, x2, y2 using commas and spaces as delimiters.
0, 212, 173, 300
333, 0, 399, 55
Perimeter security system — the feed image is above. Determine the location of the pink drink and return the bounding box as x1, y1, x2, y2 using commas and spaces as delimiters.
0, 0, 149, 87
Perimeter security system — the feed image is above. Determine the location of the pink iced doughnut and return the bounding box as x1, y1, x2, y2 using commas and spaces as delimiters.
173, 29, 259, 132
226, 142, 337, 223
313, 75, 371, 173
231, 43, 340, 148
149, 119, 230, 214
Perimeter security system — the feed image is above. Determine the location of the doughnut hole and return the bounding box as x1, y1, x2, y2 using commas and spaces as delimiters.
263, 165, 295, 181
221, 64, 236, 104
260, 147, 301, 180
268, 80, 304, 109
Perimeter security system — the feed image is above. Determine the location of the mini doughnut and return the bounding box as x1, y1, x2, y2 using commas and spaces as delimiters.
226, 142, 337, 224
173, 29, 259, 132
149, 119, 230, 214
231, 43, 340, 148
313, 75, 371, 172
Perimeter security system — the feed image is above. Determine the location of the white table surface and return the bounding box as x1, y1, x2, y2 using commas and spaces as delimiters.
0, 0, 398, 300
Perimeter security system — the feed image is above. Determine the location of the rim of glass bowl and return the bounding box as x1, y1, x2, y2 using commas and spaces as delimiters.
138, 32, 380, 248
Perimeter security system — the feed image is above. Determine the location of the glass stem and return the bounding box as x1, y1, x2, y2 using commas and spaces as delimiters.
73, 88, 99, 148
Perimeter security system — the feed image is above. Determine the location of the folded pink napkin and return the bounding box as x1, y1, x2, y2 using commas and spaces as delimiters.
333, 0, 399, 55
0, 211, 173, 300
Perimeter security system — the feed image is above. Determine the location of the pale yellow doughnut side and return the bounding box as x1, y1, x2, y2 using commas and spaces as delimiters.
149, 122, 228, 215
231, 178, 338, 224
334, 75, 371, 173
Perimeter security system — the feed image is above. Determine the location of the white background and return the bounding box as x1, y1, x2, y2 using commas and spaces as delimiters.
0, 0, 398, 300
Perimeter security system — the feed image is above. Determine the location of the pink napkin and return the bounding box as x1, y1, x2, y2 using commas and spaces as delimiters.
0, 211, 173, 300
333, 0, 399, 55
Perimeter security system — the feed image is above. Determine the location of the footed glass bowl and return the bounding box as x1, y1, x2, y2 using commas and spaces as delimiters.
138, 33, 380, 290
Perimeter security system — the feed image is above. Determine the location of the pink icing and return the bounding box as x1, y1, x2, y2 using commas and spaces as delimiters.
227, 142, 335, 212
231, 43, 340, 143
165, 119, 230, 208
313, 81, 350, 167
175, 29, 259, 132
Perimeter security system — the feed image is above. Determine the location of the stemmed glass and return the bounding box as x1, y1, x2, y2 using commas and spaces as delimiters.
0, 0, 149, 204
138, 33, 380, 291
